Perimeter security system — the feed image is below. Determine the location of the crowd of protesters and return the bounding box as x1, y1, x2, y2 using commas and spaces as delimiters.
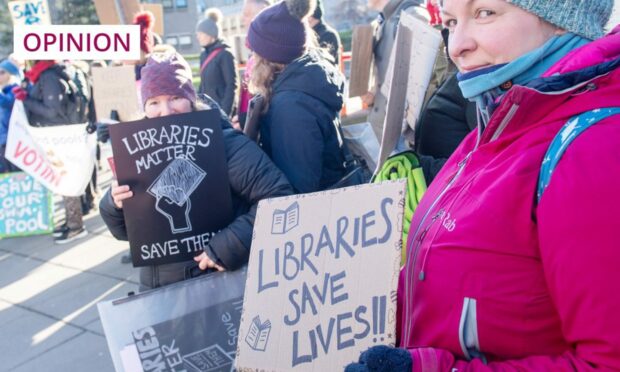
2, 0, 619, 369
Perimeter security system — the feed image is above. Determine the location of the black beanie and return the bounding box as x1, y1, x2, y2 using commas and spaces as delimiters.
312, 0, 323, 20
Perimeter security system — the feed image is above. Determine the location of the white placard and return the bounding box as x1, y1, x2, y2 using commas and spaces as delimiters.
8, 0, 51, 26
5, 102, 96, 197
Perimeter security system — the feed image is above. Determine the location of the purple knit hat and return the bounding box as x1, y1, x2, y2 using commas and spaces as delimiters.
140, 52, 197, 107
247, 0, 313, 64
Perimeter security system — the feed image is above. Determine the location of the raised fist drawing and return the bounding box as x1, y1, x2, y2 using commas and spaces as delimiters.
155, 192, 192, 233
147, 158, 206, 235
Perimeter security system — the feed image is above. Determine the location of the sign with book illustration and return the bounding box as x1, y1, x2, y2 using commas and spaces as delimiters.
8, 0, 51, 26
236, 181, 406, 371
5, 102, 97, 197
109, 110, 233, 267
0, 172, 52, 238
98, 268, 247, 372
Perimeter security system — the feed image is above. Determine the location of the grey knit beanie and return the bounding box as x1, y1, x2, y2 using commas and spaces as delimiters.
196, 8, 222, 38
507, 0, 613, 40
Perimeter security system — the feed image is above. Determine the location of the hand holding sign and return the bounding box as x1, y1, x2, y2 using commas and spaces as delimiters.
193, 252, 225, 272
111, 181, 133, 209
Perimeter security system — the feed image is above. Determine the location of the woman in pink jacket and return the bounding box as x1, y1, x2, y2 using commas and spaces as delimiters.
347, 0, 620, 371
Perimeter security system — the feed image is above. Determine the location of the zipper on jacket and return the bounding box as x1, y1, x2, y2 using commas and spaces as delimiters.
403, 102, 521, 344
403, 152, 471, 342
489, 104, 519, 142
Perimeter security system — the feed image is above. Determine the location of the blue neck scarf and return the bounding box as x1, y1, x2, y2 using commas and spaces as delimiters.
456, 33, 590, 128
457, 33, 590, 100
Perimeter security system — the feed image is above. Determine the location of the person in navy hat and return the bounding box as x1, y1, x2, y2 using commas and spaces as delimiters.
247, 0, 347, 193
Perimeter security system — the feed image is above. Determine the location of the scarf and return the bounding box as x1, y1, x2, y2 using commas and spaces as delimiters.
25, 60, 56, 84
456, 33, 590, 126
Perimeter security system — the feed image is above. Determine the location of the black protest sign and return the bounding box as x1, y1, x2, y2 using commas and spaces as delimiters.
128, 297, 243, 372
109, 110, 233, 267
98, 268, 248, 372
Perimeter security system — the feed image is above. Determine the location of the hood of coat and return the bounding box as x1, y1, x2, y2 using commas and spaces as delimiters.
272, 50, 344, 112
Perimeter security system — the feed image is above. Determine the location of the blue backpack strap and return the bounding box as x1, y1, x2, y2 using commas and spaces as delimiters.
538, 107, 620, 202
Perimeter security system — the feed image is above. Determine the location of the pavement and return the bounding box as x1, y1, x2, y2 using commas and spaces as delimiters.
0, 149, 140, 371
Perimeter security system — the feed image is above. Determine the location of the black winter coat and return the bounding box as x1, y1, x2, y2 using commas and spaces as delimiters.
198, 40, 238, 116
23, 64, 80, 126
99, 100, 293, 290
259, 51, 346, 193
415, 72, 477, 183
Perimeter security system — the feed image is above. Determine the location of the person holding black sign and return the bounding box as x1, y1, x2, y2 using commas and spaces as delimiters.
99, 51, 293, 290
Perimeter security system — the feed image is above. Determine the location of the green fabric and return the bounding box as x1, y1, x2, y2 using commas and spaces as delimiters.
373, 151, 427, 265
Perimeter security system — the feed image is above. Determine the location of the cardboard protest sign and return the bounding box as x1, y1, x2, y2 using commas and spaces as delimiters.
109, 110, 233, 267
92, 66, 142, 122
8, 0, 51, 26
348, 25, 374, 98
376, 13, 441, 171
0, 172, 53, 238
93, 0, 140, 24
98, 268, 247, 372
236, 181, 405, 371
5, 102, 97, 197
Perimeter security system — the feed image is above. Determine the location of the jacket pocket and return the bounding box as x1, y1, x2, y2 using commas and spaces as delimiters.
458, 297, 486, 363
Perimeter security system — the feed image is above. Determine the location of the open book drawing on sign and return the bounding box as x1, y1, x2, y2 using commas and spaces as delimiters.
148, 158, 206, 234
183, 344, 234, 372
245, 316, 271, 352
271, 202, 299, 235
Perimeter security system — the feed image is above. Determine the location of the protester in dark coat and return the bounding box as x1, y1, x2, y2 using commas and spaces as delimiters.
99, 51, 293, 290
309, 0, 341, 66
16, 61, 80, 126
196, 8, 238, 116
12, 60, 88, 244
247, 0, 347, 193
